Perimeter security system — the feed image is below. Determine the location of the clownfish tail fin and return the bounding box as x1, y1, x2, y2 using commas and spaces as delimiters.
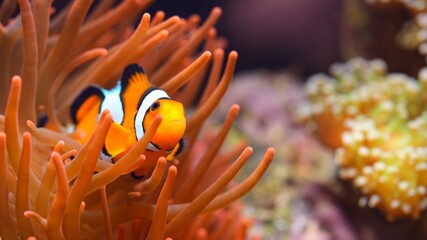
70, 86, 104, 124
120, 63, 149, 91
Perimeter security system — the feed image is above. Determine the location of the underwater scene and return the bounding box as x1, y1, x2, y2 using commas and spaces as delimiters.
1, 0, 427, 239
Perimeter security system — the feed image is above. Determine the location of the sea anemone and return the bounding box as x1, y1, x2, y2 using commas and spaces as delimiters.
0, 0, 274, 239
298, 57, 427, 220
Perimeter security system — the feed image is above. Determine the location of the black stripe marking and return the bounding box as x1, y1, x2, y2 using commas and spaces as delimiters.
120, 63, 146, 92
131, 172, 145, 180
136, 87, 162, 109
70, 86, 105, 124
37, 114, 48, 127
134, 87, 162, 137
176, 138, 185, 155
120, 64, 146, 126
102, 145, 112, 158
150, 141, 161, 151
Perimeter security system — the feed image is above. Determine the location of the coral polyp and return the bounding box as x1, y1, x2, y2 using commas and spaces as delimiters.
337, 116, 427, 220
299, 57, 427, 220
297, 58, 390, 148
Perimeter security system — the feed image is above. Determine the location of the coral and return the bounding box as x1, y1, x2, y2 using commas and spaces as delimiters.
214, 71, 335, 184
298, 57, 427, 220
287, 185, 358, 240
0, 1, 274, 239
210, 71, 336, 238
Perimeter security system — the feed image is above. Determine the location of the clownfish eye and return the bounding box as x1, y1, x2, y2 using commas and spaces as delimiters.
150, 101, 161, 111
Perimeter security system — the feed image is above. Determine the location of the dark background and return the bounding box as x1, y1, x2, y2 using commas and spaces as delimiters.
44, 0, 342, 75
4, 0, 425, 77
148, 0, 342, 75
148, 0, 425, 77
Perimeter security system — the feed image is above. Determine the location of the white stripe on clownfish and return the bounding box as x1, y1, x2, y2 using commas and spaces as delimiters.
99, 84, 124, 124
135, 89, 170, 140
97, 83, 172, 140
96, 84, 173, 154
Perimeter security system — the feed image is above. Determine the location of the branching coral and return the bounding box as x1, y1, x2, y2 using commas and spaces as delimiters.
298, 57, 427, 220
0, 0, 274, 239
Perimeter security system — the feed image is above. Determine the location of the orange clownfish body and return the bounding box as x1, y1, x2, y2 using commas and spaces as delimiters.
70, 64, 186, 177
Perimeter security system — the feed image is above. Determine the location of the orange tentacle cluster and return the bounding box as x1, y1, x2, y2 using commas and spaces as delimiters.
0, 1, 274, 239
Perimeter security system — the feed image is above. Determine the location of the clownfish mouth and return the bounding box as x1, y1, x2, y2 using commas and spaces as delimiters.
167, 119, 184, 124
164, 114, 185, 124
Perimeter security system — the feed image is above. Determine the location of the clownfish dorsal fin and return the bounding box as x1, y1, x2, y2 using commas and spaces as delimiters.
120, 63, 151, 93
70, 86, 104, 124
119, 63, 152, 129
104, 122, 136, 158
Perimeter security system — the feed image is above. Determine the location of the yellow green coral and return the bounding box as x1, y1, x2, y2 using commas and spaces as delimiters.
298, 57, 427, 220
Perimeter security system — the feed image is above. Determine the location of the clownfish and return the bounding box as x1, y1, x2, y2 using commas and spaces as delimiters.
70, 63, 186, 166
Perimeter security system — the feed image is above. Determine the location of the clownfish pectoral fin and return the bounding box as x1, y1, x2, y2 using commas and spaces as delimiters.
166, 138, 185, 161
120, 63, 150, 94
105, 122, 135, 158
70, 86, 105, 124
